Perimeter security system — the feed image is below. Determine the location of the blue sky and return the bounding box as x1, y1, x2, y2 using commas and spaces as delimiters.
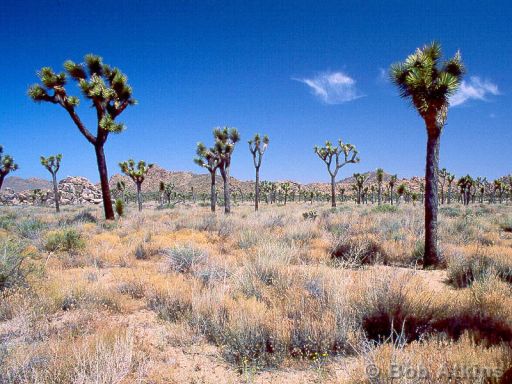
1, 0, 510, 183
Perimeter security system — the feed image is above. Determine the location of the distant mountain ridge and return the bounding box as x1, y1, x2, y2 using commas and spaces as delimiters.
9, 166, 504, 196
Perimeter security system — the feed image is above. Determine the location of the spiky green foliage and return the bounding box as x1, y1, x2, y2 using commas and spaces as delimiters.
28, 55, 135, 141
40, 154, 62, 175
248, 133, 269, 167
213, 127, 240, 168
0, 146, 18, 189
390, 41, 464, 125
119, 160, 153, 185
194, 142, 220, 173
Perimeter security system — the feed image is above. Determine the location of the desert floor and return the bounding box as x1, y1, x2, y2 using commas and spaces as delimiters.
1, 202, 511, 383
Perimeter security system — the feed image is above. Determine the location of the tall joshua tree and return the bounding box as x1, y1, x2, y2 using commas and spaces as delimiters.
194, 142, 220, 212
446, 173, 455, 204
40, 154, 62, 213
388, 174, 398, 205
213, 127, 240, 214
314, 139, 359, 207
0, 146, 18, 190
248, 134, 269, 211
280, 182, 291, 205
376, 168, 384, 205
438, 168, 448, 204
391, 42, 464, 267
119, 159, 153, 212
28, 54, 136, 220
353, 173, 368, 205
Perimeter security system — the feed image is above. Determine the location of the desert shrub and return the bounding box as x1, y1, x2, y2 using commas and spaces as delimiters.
44, 229, 85, 253
70, 210, 98, 224
117, 280, 145, 299
237, 230, 259, 249
0, 212, 16, 230
439, 206, 461, 217
262, 213, 286, 229
16, 218, 46, 239
357, 271, 440, 343
193, 263, 229, 285
499, 217, 512, 233
302, 210, 317, 221
0, 239, 26, 291
330, 234, 387, 266
372, 204, 398, 214
147, 289, 192, 322
217, 217, 235, 238
115, 199, 124, 218
134, 243, 149, 260
164, 245, 207, 273
447, 249, 512, 288
283, 221, 316, 244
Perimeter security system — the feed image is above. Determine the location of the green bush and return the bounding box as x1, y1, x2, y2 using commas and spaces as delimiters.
0, 239, 26, 291
115, 199, 124, 218
44, 229, 85, 253
16, 218, 45, 239
164, 245, 207, 273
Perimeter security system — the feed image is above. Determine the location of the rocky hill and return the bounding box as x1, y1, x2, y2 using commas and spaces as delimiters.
0, 176, 102, 206
3, 176, 52, 192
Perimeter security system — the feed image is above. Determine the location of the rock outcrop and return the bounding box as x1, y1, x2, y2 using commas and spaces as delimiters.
0, 176, 102, 206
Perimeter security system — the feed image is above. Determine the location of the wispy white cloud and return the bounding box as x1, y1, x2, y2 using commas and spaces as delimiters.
294, 71, 364, 104
450, 76, 500, 106
377, 67, 388, 83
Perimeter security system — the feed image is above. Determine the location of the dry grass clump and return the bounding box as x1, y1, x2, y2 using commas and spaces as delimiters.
345, 333, 512, 384
446, 245, 512, 287
163, 244, 208, 273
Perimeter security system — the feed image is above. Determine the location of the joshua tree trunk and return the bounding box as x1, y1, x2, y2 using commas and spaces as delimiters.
330, 175, 336, 208
447, 184, 452, 204
51, 172, 60, 213
220, 168, 231, 214
424, 128, 441, 268
136, 182, 142, 212
390, 187, 394, 205
0, 175, 4, 191
95, 144, 114, 220
254, 166, 260, 211
209, 170, 216, 212
378, 184, 382, 205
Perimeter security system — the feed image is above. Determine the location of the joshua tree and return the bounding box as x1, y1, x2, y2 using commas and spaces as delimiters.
28, 55, 136, 220
119, 159, 153, 212
158, 181, 165, 206
353, 173, 368, 205
314, 139, 359, 207
458, 175, 474, 205
494, 179, 505, 204
391, 42, 464, 267
213, 127, 240, 214
388, 174, 398, 205
396, 183, 407, 205
116, 180, 126, 202
40, 154, 62, 212
376, 168, 385, 205
338, 186, 346, 202
194, 142, 221, 212
280, 182, 291, 205
446, 173, 455, 204
412, 192, 419, 206
163, 182, 176, 205
248, 134, 269, 211
0, 146, 18, 190
438, 168, 448, 204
